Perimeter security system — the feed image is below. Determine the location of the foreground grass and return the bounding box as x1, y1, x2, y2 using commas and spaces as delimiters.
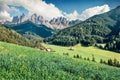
43, 43, 120, 62
0, 42, 120, 80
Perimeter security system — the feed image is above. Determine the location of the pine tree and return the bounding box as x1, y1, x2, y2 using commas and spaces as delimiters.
76, 54, 79, 58
92, 55, 96, 62
87, 57, 90, 61
100, 59, 103, 64
73, 55, 76, 58
113, 58, 117, 66
108, 59, 113, 66
116, 61, 120, 67
103, 60, 107, 64
84, 58, 86, 60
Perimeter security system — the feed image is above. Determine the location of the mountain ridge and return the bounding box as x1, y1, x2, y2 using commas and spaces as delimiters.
4, 13, 81, 29
8, 21, 55, 38
0, 25, 43, 48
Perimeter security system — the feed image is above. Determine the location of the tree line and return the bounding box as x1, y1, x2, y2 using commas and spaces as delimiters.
73, 54, 120, 68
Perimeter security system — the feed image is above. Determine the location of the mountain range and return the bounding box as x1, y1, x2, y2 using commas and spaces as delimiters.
4, 13, 81, 29
3, 5, 120, 52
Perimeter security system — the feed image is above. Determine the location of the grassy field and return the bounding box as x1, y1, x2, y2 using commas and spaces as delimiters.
0, 42, 120, 80
43, 43, 120, 62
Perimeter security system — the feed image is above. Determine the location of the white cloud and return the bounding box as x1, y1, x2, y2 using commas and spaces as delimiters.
0, 1, 22, 22
0, 0, 63, 20
0, 2, 11, 21
9, 6, 20, 13
0, 10, 12, 21
79, 4, 110, 21
64, 10, 79, 20
0, 0, 110, 22
62, 4, 110, 21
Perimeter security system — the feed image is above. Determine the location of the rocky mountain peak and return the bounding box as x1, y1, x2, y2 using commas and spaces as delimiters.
9, 13, 81, 29
12, 16, 19, 24
20, 13, 28, 23
31, 13, 38, 23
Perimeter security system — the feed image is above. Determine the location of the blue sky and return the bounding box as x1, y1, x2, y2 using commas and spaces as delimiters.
14, 0, 120, 15
9, 6, 28, 16
44, 0, 120, 14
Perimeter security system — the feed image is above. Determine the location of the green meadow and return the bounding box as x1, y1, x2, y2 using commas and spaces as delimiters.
0, 42, 120, 80
43, 43, 120, 62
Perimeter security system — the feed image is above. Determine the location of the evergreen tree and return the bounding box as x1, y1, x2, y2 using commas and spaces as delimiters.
108, 59, 113, 66
100, 59, 103, 64
76, 54, 80, 58
87, 57, 90, 61
113, 58, 117, 66
84, 58, 86, 60
92, 55, 96, 62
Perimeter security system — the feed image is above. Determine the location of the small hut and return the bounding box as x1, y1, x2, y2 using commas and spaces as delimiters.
68, 47, 74, 51
45, 48, 52, 52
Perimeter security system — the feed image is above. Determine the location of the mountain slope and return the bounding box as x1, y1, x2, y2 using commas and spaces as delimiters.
0, 26, 32, 47
0, 26, 43, 49
9, 21, 54, 38
0, 41, 120, 80
45, 6, 120, 47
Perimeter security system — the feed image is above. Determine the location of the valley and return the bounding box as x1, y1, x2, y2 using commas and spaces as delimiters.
0, 0, 120, 80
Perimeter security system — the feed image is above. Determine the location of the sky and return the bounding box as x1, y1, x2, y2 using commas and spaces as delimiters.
45, 0, 120, 13
0, 0, 120, 22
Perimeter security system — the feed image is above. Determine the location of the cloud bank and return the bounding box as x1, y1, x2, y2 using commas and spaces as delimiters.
0, 0, 63, 20
65, 4, 110, 21
0, 1, 21, 22
79, 4, 110, 21
0, 11, 12, 22
0, 0, 110, 22
64, 10, 80, 20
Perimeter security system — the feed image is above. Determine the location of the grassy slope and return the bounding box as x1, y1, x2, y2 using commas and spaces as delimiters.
0, 42, 120, 80
43, 43, 120, 62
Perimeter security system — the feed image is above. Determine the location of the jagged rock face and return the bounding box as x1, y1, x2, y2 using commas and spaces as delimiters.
49, 17, 81, 29
50, 17, 69, 26
20, 14, 28, 23
37, 15, 48, 24
37, 15, 44, 24
49, 17, 69, 29
9, 14, 81, 29
30, 13, 38, 23
30, 14, 48, 25
12, 16, 19, 24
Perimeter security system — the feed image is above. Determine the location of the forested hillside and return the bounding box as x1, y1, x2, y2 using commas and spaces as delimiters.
0, 26, 43, 49
45, 6, 120, 52
5, 21, 55, 39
